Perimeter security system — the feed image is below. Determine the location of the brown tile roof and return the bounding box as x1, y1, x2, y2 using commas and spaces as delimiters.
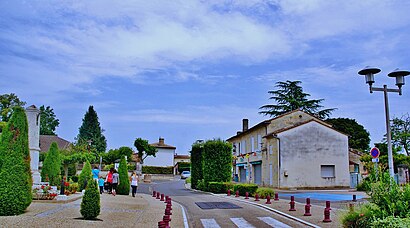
174, 154, 190, 159
39, 135, 72, 152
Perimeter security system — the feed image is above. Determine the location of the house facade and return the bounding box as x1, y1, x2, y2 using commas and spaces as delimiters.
227, 110, 350, 189
144, 137, 176, 167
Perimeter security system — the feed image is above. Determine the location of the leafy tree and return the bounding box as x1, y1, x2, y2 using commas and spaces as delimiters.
190, 142, 204, 189
77, 106, 107, 154
117, 156, 130, 195
203, 139, 232, 183
0, 93, 26, 122
78, 160, 93, 191
326, 118, 370, 151
41, 142, 61, 186
39, 105, 60, 135
0, 107, 32, 215
259, 80, 335, 119
102, 146, 133, 164
80, 179, 100, 220
134, 138, 157, 164
391, 113, 410, 156
60, 146, 94, 178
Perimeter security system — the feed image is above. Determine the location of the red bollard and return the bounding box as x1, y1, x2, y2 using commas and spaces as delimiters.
274, 193, 279, 201
227, 189, 231, 196
266, 195, 272, 204
167, 197, 172, 203
163, 215, 170, 227
153, 190, 156, 197
326, 200, 331, 210
306, 198, 311, 207
255, 193, 260, 201
245, 192, 249, 199
164, 195, 169, 203
165, 208, 172, 216
235, 190, 239, 197
289, 201, 296, 211
304, 205, 311, 216
323, 208, 332, 223
156, 192, 160, 199
160, 193, 165, 201
166, 204, 172, 211
158, 221, 166, 228
291, 196, 295, 202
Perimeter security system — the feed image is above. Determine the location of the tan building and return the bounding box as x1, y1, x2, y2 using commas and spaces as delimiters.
174, 154, 191, 175
228, 110, 350, 189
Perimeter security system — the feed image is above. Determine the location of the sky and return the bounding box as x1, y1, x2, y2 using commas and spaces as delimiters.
1, 1, 410, 155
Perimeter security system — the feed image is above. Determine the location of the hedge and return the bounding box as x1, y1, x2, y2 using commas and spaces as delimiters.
203, 139, 232, 183
255, 187, 275, 198
207, 182, 236, 194
0, 107, 32, 216
177, 162, 191, 173
234, 183, 258, 196
142, 166, 173, 174
190, 142, 203, 189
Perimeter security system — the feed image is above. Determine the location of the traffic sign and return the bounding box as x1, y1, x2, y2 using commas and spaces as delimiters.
372, 158, 379, 163
370, 147, 380, 159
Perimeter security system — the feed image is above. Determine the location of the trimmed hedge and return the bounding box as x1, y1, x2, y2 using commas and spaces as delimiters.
207, 182, 236, 194
177, 162, 191, 173
117, 157, 130, 195
190, 142, 203, 189
234, 184, 258, 196
41, 142, 61, 186
80, 179, 100, 219
255, 187, 275, 198
142, 166, 173, 174
0, 107, 32, 216
203, 139, 232, 183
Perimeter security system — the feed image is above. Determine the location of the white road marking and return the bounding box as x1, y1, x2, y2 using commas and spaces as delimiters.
180, 204, 189, 228
258, 217, 292, 228
230, 217, 256, 228
201, 219, 221, 228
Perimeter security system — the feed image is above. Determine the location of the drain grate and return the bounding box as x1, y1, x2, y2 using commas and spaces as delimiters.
195, 202, 242, 209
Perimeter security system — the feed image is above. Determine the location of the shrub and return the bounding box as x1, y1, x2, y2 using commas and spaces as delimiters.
117, 157, 130, 195
80, 179, 100, 220
190, 142, 203, 189
341, 204, 375, 228
0, 107, 32, 216
371, 216, 410, 227
197, 179, 208, 192
67, 182, 79, 193
41, 142, 61, 186
208, 182, 227, 194
185, 177, 191, 184
70, 175, 79, 183
177, 162, 191, 173
224, 182, 235, 192
142, 166, 173, 174
255, 187, 275, 198
78, 161, 92, 191
127, 164, 136, 171
234, 184, 258, 196
203, 139, 232, 183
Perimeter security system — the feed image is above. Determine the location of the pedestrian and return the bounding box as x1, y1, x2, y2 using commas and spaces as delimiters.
92, 166, 100, 182
112, 169, 120, 196
130, 172, 139, 197
106, 168, 114, 194
98, 176, 105, 194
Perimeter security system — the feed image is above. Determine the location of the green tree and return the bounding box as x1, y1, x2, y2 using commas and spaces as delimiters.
80, 179, 100, 220
326, 118, 370, 151
39, 105, 60, 135
102, 146, 133, 164
117, 156, 130, 195
190, 142, 204, 189
259, 80, 335, 119
203, 139, 232, 183
41, 142, 61, 186
134, 138, 157, 164
0, 93, 26, 122
391, 113, 410, 156
60, 146, 94, 178
78, 160, 93, 191
0, 107, 32, 215
77, 106, 107, 154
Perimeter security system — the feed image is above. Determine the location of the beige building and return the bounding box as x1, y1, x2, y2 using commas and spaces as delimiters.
227, 110, 350, 189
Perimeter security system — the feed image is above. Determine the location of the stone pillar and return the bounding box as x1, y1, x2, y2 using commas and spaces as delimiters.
26, 105, 41, 184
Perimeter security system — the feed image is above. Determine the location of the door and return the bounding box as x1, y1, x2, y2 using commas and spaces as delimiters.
350, 173, 359, 188
239, 167, 246, 183
253, 164, 262, 185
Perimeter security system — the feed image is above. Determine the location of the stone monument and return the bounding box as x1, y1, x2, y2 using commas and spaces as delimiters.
26, 105, 41, 184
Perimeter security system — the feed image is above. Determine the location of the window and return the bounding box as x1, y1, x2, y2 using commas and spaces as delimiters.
269, 145, 273, 155
251, 136, 255, 152
257, 135, 262, 151
321, 165, 335, 178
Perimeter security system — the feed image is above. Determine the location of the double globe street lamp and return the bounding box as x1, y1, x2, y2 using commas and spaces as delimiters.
358, 67, 410, 178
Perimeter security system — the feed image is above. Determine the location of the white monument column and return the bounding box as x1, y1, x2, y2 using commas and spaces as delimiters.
26, 105, 41, 184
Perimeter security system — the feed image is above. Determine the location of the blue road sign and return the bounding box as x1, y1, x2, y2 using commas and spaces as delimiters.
370, 147, 380, 159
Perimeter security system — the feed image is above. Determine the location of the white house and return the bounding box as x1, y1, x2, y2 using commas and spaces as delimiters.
143, 137, 176, 167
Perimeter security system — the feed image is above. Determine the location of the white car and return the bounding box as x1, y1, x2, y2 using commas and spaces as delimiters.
181, 171, 191, 179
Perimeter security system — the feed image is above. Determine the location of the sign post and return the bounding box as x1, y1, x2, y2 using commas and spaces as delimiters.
370, 147, 380, 177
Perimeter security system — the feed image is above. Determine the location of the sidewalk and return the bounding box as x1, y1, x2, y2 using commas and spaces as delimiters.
0, 192, 184, 228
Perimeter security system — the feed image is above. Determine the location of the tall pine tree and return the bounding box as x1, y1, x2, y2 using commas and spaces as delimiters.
0, 107, 32, 215
77, 106, 107, 154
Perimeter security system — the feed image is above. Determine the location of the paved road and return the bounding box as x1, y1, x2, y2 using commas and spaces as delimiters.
139, 178, 306, 228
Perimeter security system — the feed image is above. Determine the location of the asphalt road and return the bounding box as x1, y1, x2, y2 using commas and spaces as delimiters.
139, 178, 306, 228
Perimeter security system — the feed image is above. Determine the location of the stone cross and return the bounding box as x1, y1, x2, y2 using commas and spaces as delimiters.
26, 105, 41, 184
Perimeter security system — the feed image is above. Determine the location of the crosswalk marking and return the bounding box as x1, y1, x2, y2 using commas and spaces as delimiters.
230, 217, 256, 228
201, 219, 221, 228
258, 217, 292, 228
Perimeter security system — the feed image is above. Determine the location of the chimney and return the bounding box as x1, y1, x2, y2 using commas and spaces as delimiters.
159, 137, 165, 146
242, 119, 249, 132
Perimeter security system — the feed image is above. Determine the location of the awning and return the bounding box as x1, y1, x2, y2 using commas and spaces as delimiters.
250, 161, 262, 165
236, 163, 247, 167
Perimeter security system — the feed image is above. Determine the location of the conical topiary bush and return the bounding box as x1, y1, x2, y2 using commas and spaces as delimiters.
0, 107, 32, 216
41, 142, 61, 186
117, 156, 130, 195
80, 178, 100, 219
78, 160, 92, 191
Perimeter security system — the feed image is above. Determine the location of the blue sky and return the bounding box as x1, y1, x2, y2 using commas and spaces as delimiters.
1, 1, 410, 154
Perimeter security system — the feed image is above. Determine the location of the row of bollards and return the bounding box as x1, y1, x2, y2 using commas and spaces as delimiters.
227, 190, 342, 223
153, 190, 173, 228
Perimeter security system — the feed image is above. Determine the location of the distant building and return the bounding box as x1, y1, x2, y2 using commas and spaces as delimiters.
143, 137, 176, 167
174, 154, 191, 175
39, 135, 72, 152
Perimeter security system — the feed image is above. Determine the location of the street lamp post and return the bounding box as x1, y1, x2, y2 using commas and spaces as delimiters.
358, 67, 410, 178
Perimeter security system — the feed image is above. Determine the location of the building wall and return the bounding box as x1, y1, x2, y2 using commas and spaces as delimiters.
262, 137, 280, 187
267, 111, 315, 135
277, 121, 350, 188
143, 148, 175, 167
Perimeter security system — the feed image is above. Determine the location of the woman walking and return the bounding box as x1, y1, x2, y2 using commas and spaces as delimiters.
112, 169, 120, 196
130, 172, 139, 197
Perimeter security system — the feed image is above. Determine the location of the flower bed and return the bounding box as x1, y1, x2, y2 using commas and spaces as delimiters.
32, 184, 58, 200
